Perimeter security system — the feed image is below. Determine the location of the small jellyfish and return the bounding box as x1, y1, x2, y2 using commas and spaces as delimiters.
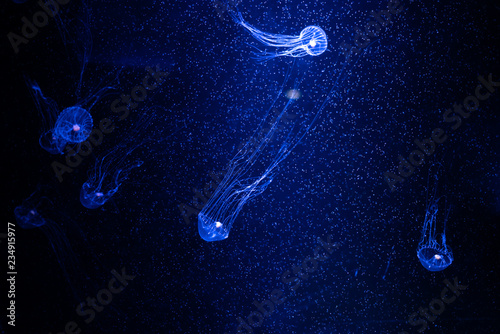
416, 170, 453, 272
24, 3, 116, 154
25, 76, 113, 154
80, 115, 154, 209
230, 11, 328, 61
14, 187, 93, 300
80, 160, 144, 209
198, 172, 274, 241
54, 106, 93, 143
14, 200, 48, 229
417, 199, 453, 272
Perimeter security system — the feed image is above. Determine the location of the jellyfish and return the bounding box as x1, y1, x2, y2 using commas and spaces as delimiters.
80, 159, 144, 209
24, 2, 116, 154
79, 114, 154, 209
198, 115, 288, 241
80, 111, 189, 210
198, 169, 275, 241
14, 198, 48, 230
25, 76, 115, 154
230, 11, 328, 61
14, 187, 94, 300
53, 106, 93, 143
417, 195, 453, 272
198, 63, 324, 241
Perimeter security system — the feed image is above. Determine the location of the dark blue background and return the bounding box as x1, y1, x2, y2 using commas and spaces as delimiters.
1, 0, 499, 333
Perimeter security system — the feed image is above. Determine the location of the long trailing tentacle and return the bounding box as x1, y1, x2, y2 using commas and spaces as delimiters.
230, 10, 300, 47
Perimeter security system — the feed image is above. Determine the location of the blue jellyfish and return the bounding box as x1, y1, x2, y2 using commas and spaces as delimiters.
417, 196, 453, 272
25, 3, 116, 154
14, 196, 50, 230
80, 112, 189, 209
79, 115, 154, 209
198, 64, 320, 241
198, 112, 290, 241
25, 77, 114, 153
230, 11, 328, 61
53, 106, 93, 143
198, 169, 275, 241
80, 159, 144, 209
14, 187, 93, 300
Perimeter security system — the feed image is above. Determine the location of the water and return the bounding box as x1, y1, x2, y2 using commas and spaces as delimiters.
3, 0, 499, 333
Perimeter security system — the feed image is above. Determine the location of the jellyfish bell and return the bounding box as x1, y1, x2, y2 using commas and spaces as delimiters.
54, 106, 93, 143
300, 26, 328, 56
14, 206, 46, 229
80, 182, 116, 209
417, 245, 453, 272
198, 213, 230, 242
